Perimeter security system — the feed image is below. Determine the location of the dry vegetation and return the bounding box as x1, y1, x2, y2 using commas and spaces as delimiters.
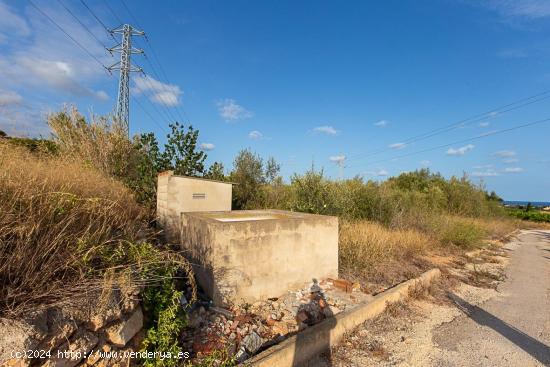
339, 215, 523, 288
0, 143, 194, 317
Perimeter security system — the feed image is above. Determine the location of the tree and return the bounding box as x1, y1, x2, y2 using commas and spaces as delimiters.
204, 162, 226, 181
230, 149, 265, 209
162, 122, 206, 177
128, 132, 167, 206
265, 157, 281, 184
0, 130, 6, 138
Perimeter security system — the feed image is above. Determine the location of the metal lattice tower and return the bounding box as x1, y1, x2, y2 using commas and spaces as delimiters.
107, 24, 144, 135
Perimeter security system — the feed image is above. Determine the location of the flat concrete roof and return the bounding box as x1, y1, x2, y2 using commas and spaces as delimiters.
182, 209, 336, 224
159, 170, 237, 185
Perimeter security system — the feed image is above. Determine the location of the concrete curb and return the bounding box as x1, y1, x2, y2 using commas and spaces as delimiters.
242, 268, 441, 367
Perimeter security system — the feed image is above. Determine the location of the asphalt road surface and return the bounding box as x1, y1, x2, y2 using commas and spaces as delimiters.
432, 230, 550, 366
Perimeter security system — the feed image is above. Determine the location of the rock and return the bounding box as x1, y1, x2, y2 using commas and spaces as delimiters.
241, 331, 263, 354
209, 306, 233, 319
234, 346, 248, 363
88, 307, 122, 332
39, 319, 77, 351
309, 283, 322, 293
3, 359, 29, 367
0, 317, 46, 366
45, 330, 98, 367
296, 311, 308, 323
105, 307, 143, 347
358, 329, 368, 338
230, 320, 239, 330
271, 321, 289, 336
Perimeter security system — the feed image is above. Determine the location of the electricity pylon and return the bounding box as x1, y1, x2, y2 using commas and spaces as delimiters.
107, 24, 144, 135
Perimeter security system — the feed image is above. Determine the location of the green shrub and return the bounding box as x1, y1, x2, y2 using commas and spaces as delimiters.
438, 218, 486, 248
141, 264, 187, 367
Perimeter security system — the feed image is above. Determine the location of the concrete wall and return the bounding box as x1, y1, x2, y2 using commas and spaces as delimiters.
157, 171, 232, 241
180, 210, 339, 306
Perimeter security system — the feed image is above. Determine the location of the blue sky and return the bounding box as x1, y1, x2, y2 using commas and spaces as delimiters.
1, 1, 550, 201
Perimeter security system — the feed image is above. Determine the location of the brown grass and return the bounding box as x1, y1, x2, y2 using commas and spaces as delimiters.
339, 220, 435, 286
339, 213, 525, 287
0, 143, 194, 317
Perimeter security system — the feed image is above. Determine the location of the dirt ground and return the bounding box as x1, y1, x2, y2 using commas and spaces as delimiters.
325, 229, 550, 367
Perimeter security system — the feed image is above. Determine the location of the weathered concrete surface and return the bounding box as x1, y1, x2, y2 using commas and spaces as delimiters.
180, 209, 339, 306
157, 171, 233, 240
243, 268, 441, 367
431, 230, 550, 366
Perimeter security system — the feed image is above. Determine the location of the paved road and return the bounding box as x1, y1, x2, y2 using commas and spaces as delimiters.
433, 230, 550, 366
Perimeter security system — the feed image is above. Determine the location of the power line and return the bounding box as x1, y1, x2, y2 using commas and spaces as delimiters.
101, 0, 123, 25
346, 117, 550, 170
30, 0, 169, 136
28, 0, 108, 70
79, 0, 117, 42
345, 89, 550, 163
131, 96, 168, 133
56, 0, 108, 49
118, 0, 193, 125
120, 0, 143, 31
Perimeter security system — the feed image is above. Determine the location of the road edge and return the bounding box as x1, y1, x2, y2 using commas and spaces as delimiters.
242, 268, 441, 367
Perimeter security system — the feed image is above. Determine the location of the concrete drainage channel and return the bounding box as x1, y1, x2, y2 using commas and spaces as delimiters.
242, 268, 441, 367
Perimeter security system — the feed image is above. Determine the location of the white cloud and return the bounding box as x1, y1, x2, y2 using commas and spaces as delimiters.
364, 169, 389, 177
329, 154, 346, 164
492, 150, 516, 157
0, 1, 31, 36
0, 90, 23, 106
217, 99, 253, 121
420, 160, 431, 167
473, 164, 494, 169
0, 1, 111, 101
479, 121, 490, 127
472, 169, 499, 177
95, 90, 109, 101
503, 167, 524, 173
313, 125, 339, 136
374, 120, 388, 127
200, 143, 215, 151
484, 0, 550, 19
503, 158, 519, 163
497, 48, 528, 58
389, 142, 407, 150
133, 75, 182, 107
446, 144, 475, 156
248, 130, 263, 140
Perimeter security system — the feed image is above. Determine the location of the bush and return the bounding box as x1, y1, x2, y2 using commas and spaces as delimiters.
0, 143, 195, 317
436, 217, 487, 249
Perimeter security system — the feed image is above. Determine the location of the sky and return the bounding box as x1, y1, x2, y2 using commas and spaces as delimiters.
1, 0, 550, 201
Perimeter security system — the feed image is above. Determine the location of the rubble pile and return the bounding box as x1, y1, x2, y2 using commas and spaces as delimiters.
185, 278, 372, 364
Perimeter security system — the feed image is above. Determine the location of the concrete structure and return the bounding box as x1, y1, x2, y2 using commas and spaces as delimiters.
157, 171, 232, 240
180, 210, 339, 306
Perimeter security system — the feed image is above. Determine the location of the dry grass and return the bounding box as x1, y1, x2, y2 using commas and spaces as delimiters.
48, 106, 134, 179
339, 213, 525, 287
339, 220, 435, 286
0, 143, 194, 317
